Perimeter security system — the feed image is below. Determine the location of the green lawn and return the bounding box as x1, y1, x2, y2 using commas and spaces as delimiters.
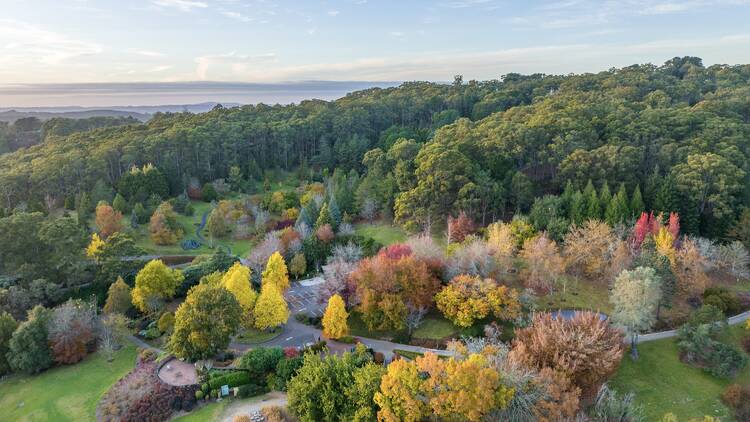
412, 315, 458, 340
348, 311, 401, 339
0, 345, 137, 422
173, 400, 230, 422
235, 327, 283, 344
610, 324, 750, 421
536, 276, 613, 314
355, 222, 407, 246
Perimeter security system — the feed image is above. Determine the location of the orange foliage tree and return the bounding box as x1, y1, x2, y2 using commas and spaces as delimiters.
95, 203, 123, 238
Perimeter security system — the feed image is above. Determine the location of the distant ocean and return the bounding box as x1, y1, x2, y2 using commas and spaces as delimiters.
0, 81, 402, 109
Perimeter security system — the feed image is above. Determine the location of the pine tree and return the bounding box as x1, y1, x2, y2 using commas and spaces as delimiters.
606, 184, 630, 225
560, 180, 575, 215
262, 251, 290, 291
104, 277, 132, 314
327, 197, 341, 230
322, 294, 349, 339
630, 184, 645, 218
569, 190, 585, 224
315, 202, 332, 229
112, 193, 128, 214
654, 175, 677, 214
599, 181, 612, 213
582, 180, 600, 220
253, 283, 289, 330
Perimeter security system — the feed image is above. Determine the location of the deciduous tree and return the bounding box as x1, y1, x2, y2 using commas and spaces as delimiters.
221, 262, 257, 328
322, 294, 348, 339
103, 277, 132, 315
131, 260, 184, 314
519, 234, 565, 293
435, 275, 521, 328
95, 202, 122, 238
610, 267, 662, 359
253, 283, 289, 330
262, 251, 290, 291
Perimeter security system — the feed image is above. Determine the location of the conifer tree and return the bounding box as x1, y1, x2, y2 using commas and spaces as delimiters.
328, 197, 342, 230
560, 180, 575, 215
104, 276, 132, 314
315, 202, 332, 229
599, 181, 612, 213
322, 294, 349, 339
630, 184, 645, 218
569, 190, 585, 225
606, 184, 630, 225
582, 180, 600, 220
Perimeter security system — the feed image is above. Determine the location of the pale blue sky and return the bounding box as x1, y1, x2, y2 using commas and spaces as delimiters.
1, 1, 750, 105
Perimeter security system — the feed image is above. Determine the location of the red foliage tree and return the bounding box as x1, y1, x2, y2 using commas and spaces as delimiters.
95, 203, 123, 238
667, 212, 680, 245
447, 211, 475, 243
379, 243, 412, 260
632, 211, 661, 249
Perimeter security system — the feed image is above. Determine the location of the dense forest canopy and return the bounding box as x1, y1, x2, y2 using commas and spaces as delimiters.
2, 56, 750, 236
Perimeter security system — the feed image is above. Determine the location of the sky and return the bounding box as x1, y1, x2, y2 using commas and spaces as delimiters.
1, 0, 750, 106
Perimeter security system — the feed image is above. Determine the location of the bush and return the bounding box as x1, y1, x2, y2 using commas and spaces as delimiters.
302, 340, 327, 354
195, 390, 204, 400
677, 323, 749, 378
238, 347, 284, 377
233, 416, 251, 422
283, 346, 300, 358
338, 335, 357, 344
274, 356, 304, 390
262, 405, 294, 422
201, 383, 209, 393
157, 312, 175, 334
373, 352, 385, 364
237, 383, 269, 398
208, 371, 251, 389
703, 287, 741, 315
722, 384, 743, 408
688, 304, 725, 326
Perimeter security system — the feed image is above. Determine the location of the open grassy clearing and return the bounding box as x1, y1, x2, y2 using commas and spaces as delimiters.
235, 327, 283, 344
536, 276, 613, 314
0, 345, 138, 422
610, 324, 750, 421
354, 222, 407, 246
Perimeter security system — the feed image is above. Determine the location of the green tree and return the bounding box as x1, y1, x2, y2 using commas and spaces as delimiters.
8, 306, 52, 374
510, 170, 534, 213
315, 202, 332, 229
112, 193, 128, 214
599, 181, 612, 213
168, 282, 242, 361
672, 153, 745, 220
131, 260, 184, 314
630, 184, 645, 218
582, 180, 600, 220
605, 183, 630, 225
0, 312, 18, 375
569, 190, 585, 225
610, 266, 662, 360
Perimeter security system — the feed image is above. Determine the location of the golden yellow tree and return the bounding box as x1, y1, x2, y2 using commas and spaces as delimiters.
86, 233, 105, 258
435, 275, 521, 327
654, 227, 676, 265
253, 283, 289, 330
322, 294, 348, 339
221, 262, 257, 328
375, 358, 429, 422
131, 259, 184, 314
262, 251, 290, 291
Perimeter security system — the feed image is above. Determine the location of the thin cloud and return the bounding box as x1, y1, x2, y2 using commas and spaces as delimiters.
0, 19, 102, 67
327, 10, 340, 16
132, 49, 165, 57
152, 0, 208, 12
222, 11, 254, 22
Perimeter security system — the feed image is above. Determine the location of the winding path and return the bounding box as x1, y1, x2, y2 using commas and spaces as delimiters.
636, 310, 750, 343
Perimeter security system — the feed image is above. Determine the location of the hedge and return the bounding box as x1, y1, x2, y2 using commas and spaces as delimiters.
208, 371, 251, 390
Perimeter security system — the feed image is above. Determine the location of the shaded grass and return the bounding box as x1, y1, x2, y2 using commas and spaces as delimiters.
235, 327, 283, 344
355, 222, 407, 246
412, 316, 458, 340
0, 344, 138, 422
536, 276, 613, 314
610, 324, 750, 421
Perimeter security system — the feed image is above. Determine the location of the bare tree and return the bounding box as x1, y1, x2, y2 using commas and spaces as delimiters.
405, 305, 427, 335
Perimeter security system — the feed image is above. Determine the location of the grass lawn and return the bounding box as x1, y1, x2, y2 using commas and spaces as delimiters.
537, 276, 613, 314
412, 315, 458, 340
0, 344, 137, 422
610, 324, 750, 421
355, 222, 407, 246
173, 400, 230, 422
235, 327, 283, 344
348, 311, 401, 340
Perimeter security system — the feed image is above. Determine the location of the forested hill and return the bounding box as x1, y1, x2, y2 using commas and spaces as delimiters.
2, 56, 750, 237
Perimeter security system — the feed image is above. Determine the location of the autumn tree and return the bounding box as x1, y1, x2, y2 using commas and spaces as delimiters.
254, 283, 289, 330
48, 299, 97, 365
86, 233, 105, 259
289, 253, 306, 279
519, 234, 566, 293
350, 253, 441, 331
131, 260, 184, 314
221, 262, 257, 328
95, 202, 123, 238
375, 352, 514, 422
262, 251, 290, 291
103, 276, 131, 314
610, 267, 662, 360
447, 211, 474, 243
168, 282, 242, 361
322, 294, 348, 339
563, 220, 617, 279
149, 202, 183, 245
435, 274, 521, 328
510, 311, 624, 398
674, 238, 710, 297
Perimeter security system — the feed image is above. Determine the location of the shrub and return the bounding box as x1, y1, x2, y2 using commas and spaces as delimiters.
262, 405, 294, 422
373, 352, 385, 364
195, 390, 204, 400
157, 312, 175, 334
702, 287, 741, 315
274, 356, 304, 391
338, 335, 356, 344
283, 346, 300, 358
208, 371, 251, 389
237, 383, 269, 398
238, 347, 284, 377
722, 384, 743, 408
688, 304, 725, 326
677, 323, 749, 378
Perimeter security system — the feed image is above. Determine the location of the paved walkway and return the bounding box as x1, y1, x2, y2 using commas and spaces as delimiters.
219, 392, 288, 422
637, 310, 750, 343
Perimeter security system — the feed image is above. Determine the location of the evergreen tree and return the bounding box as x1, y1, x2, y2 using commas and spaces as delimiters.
560, 180, 575, 215
654, 175, 677, 214
76, 192, 92, 223
8, 306, 53, 374
327, 197, 342, 230
582, 180, 600, 220
112, 193, 128, 214
103, 276, 132, 314
630, 184, 645, 218
599, 181, 612, 212
0, 312, 18, 376
315, 202, 332, 229
643, 167, 662, 210
569, 190, 585, 225
606, 184, 630, 225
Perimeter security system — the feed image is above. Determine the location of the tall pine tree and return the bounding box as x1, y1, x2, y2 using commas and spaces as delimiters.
630, 185, 645, 218
582, 180, 600, 220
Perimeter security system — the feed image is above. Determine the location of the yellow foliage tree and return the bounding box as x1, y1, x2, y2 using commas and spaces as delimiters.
262, 251, 290, 291
221, 262, 257, 328
654, 227, 676, 265
322, 294, 348, 339
131, 260, 184, 314
86, 233, 105, 258
435, 275, 521, 327
375, 352, 513, 422
103, 276, 131, 314
253, 283, 289, 330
